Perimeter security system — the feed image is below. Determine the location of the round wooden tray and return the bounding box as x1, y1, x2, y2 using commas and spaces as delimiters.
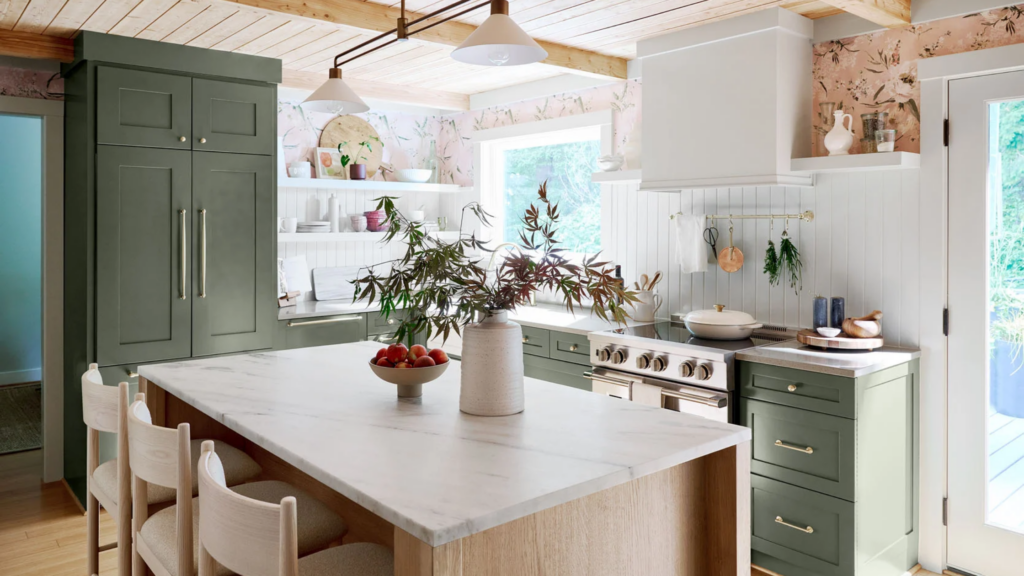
319, 116, 383, 178
796, 329, 883, 351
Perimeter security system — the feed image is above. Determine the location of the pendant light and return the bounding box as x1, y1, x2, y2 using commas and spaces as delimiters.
302, 68, 369, 115
451, 0, 547, 66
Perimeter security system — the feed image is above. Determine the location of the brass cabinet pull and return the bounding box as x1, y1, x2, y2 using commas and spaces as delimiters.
569, 344, 579, 351
775, 440, 813, 454
775, 516, 813, 534
179, 209, 187, 300
199, 137, 207, 144
127, 370, 138, 378
179, 136, 186, 142
522, 336, 529, 343
387, 318, 395, 325
287, 315, 362, 327
787, 384, 798, 392
199, 209, 207, 298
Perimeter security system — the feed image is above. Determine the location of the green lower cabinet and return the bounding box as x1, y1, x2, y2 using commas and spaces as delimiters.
740, 360, 919, 576
521, 326, 550, 357
523, 353, 592, 392
280, 314, 366, 350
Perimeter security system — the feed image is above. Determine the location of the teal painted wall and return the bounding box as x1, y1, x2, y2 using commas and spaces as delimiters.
0, 113, 42, 385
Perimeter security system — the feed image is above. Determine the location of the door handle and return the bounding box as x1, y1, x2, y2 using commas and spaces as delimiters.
661, 387, 728, 408
775, 440, 814, 454
179, 209, 187, 300
286, 315, 362, 327
199, 209, 207, 298
775, 516, 813, 534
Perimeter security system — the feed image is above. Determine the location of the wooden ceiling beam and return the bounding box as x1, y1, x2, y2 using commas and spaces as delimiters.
0, 29, 73, 62
282, 68, 470, 110
217, 0, 627, 79
816, 0, 909, 27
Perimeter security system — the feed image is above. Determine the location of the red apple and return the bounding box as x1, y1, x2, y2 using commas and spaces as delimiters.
407, 344, 428, 361
427, 348, 448, 364
386, 344, 409, 364
375, 347, 389, 361
376, 357, 395, 368
413, 356, 436, 368
395, 361, 412, 369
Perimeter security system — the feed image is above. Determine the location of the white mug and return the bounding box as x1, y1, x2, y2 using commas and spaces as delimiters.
279, 217, 298, 233
633, 290, 663, 322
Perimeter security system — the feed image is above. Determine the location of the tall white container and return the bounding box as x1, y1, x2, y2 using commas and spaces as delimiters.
328, 194, 340, 232
459, 310, 525, 416
305, 197, 321, 223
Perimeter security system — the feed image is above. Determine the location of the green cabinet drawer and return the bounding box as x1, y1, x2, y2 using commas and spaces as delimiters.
739, 362, 856, 419
752, 475, 854, 576
283, 314, 366, 350
742, 399, 855, 501
521, 326, 550, 357
548, 331, 591, 366
192, 78, 275, 156
524, 355, 591, 392
368, 310, 408, 335
97, 66, 192, 150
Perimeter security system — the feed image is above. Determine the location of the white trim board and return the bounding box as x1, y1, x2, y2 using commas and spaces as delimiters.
468, 75, 621, 110
0, 95, 63, 483
471, 110, 613, 143
0, 368, 42, 386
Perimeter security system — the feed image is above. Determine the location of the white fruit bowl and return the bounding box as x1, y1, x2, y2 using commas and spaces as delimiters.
368, 360, 449, 398
395, 169, 433, 183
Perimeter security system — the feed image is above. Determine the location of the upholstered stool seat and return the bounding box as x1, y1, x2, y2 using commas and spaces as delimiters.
296, 543, 393, 576
138, 481, 349, 576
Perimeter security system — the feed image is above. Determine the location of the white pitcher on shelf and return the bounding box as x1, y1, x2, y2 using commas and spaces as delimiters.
824, 110, 855, 156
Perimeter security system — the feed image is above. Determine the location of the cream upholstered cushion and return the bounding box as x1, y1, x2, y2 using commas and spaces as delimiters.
297, 543, 393, 576
93, 439, 261, 506
139, 481, 348, 576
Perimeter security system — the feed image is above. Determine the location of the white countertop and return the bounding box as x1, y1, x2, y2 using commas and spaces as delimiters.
507, 302, 652, 335
736, 340, 921, 378
139, 341, 749, 546
278, 300, 381, 321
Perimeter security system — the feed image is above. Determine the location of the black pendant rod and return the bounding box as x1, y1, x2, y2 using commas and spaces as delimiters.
409, 0, 490, 36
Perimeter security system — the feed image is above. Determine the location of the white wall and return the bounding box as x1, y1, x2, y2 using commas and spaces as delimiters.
603, 169, 922, 348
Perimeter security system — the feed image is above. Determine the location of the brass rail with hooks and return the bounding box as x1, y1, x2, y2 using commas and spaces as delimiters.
669, 210, 814, 222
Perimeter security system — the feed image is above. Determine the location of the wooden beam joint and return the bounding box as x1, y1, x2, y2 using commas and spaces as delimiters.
0, 30, 74, 63
818, 0, 910, 28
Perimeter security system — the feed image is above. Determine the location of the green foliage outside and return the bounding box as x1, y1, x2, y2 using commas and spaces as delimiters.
502, 140, 602, 255
991, 100, 1024, 354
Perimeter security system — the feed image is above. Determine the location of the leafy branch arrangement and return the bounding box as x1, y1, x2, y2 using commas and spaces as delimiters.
762, 223, 802, 294
352, 182, 639, 345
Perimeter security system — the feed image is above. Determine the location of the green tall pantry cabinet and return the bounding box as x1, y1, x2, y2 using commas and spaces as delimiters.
63, 32, 281, 503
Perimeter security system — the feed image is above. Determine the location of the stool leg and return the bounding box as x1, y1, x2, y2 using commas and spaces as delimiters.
86, 490, 99, 576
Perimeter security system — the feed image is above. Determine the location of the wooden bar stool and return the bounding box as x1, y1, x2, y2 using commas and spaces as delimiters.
197, 441, 393, 576
81, 364, 131, 576
128, 396, 349, 576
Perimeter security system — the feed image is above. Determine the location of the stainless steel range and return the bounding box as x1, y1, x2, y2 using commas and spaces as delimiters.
587, 321, 796, 423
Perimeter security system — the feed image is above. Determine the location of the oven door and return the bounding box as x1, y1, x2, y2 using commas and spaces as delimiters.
632, 378, 730, 423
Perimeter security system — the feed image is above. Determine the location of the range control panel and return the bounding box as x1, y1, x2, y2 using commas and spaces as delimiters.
589, 345, 731, 391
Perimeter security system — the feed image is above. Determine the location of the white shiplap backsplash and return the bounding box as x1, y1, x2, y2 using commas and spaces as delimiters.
602, 169, 921, 348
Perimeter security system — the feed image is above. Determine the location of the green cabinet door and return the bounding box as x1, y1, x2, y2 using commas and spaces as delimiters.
191, 152, 274, 356
192, 78, 275, 156
96, 146, 192, 366
97, 67, 192, 150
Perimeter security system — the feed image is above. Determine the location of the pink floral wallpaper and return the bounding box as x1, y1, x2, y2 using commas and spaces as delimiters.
0, 66, 61, 100
813, 4, 1024, 155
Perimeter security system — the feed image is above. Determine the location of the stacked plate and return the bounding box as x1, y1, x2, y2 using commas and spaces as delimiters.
297, 221, 331, 233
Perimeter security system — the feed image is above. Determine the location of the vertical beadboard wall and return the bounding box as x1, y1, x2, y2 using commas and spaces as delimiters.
602, 169, 922, 347
277, 187, 444, 302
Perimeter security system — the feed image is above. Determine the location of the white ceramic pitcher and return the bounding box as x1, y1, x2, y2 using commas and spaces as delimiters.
633, 291, 663, 322
824, 110, 855, 156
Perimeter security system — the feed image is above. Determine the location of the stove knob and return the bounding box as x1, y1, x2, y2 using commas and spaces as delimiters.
680, 360, 696, 378
636, 353, 652, 370
696, 363, 714, 381
611, 349, 628, 364
651, 356, 668, 372
597, 347, 613, 362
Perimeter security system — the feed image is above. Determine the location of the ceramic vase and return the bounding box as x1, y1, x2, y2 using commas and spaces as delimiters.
824, 111, 855, 156
460, 310, 524, 416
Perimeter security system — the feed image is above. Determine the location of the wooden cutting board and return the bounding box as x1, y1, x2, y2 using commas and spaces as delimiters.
797, 329, 884, 351
319, 116, 383, 178
311, 266, 362, 301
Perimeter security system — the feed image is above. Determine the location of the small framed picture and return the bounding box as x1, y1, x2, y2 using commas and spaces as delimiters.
315, 147, 347, 179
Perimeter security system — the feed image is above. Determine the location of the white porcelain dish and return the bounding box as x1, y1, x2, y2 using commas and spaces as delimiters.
816, 327, 842, 338
395, 169, 433, 183
682, 305, 762, 340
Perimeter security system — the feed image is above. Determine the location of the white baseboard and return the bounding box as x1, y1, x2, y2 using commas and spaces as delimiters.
0, 368, 42, 386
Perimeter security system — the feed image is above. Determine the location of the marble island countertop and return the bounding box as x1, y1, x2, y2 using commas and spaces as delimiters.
736, 339, 921, 378
138, 341, 749, 547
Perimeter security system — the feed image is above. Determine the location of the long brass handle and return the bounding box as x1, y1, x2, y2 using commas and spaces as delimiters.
286, 315, 362, 327
775, 440, 814, 454
661, 388, 728, 408
179, 209, 187, 300
199, 209, 207, 298
775, 516, 813, 534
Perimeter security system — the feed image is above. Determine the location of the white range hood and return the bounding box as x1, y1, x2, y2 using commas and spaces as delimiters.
638, 8, 814, 191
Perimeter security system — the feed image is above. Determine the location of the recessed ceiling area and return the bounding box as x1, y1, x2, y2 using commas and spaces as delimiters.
0, 0, 908, 109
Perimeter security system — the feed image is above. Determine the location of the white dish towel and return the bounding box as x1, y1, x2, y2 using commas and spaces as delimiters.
674, 214, 708, 274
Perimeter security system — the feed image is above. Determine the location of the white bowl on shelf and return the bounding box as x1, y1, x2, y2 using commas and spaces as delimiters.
395, 169, 432, 183
597, 154, 624, 172
816, 327, 842, 338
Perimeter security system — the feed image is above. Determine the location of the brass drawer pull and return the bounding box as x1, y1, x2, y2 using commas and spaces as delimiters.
127, 370, 138, 378
287, 315, 361, 327
787, 384, 797, 392
522, 336, 529, 343
569, 344, 579, 352
776, 516, 813, 534
775, 440, 813, 454
199, 209, 207, 298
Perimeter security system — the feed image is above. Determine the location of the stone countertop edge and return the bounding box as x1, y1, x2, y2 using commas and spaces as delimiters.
278, 300, 382, 321
736, 339, 922, 378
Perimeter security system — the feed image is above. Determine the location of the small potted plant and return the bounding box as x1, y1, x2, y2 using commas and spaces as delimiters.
341, 136, 381, 180
335, 143, 352, 180
352, 182, 638, 416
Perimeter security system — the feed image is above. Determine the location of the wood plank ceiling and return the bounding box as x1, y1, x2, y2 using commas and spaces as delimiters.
0, 0, 890, 109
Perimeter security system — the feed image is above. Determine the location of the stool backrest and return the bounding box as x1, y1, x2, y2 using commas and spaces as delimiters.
81, 363, 122, 433
126, 397, 190, 489
198, 441, 298, 576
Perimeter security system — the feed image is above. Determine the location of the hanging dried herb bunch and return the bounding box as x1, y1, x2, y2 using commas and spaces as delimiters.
778, 220, 802, 294
764, 220, 781, 286
352, 181, 640, 345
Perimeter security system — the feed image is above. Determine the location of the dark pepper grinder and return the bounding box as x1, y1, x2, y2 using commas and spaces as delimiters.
830, 297, 845, 329
813, 296, 828, 329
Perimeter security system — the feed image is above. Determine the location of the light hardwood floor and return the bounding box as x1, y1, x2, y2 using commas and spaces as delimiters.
0, 449, 938, 576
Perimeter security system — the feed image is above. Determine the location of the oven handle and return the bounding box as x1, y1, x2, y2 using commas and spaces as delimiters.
582, 371, 633, 386
661, 387, 728, 409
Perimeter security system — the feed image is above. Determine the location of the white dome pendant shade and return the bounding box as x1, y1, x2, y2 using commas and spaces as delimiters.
302, 68, 369, 115
451, 0, 547, 66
